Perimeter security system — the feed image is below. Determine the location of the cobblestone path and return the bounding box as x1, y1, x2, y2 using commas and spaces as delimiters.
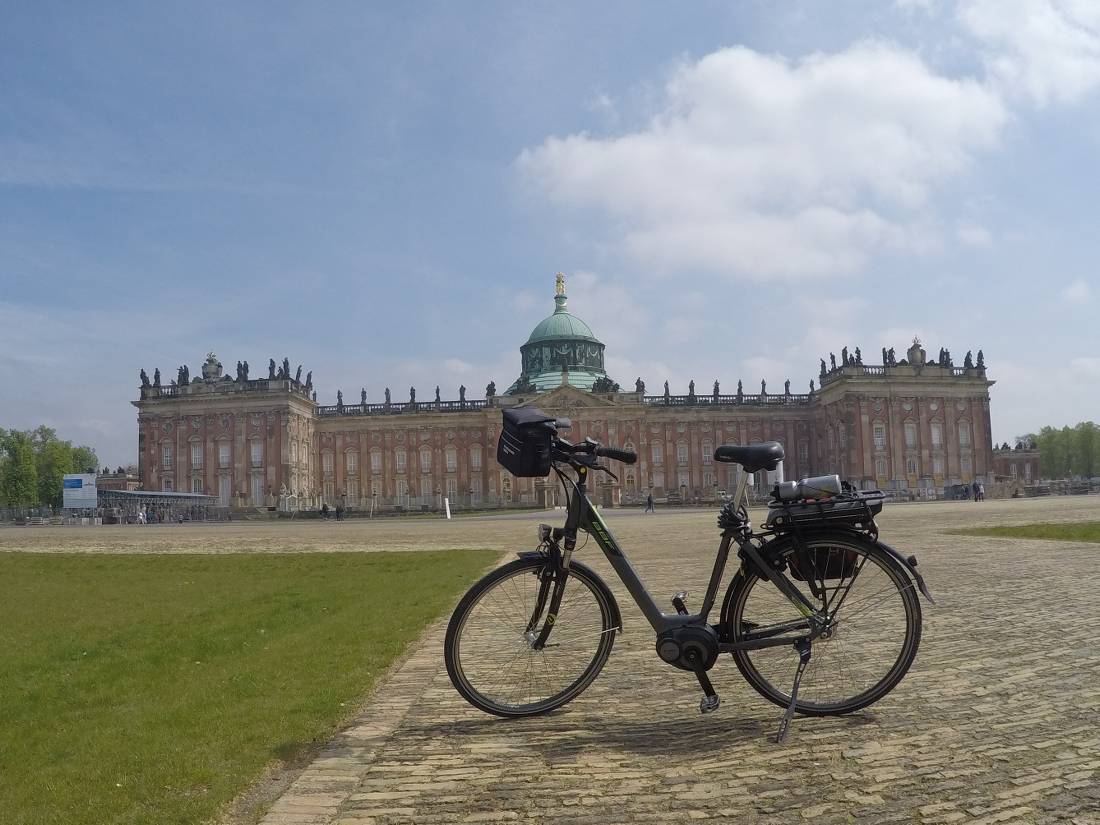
260, 498, 1100, 825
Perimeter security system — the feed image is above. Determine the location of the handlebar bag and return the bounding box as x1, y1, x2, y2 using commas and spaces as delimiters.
498, 407, 556, 477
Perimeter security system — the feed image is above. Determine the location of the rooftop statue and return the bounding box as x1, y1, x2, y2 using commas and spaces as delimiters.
635, 377, 645, 394
361, 388, 367, 404
663, 380, 670, 398
410, 386, 416, 403
820, 358, 827, 378
842, 346, 849, 366
282, 358, 290, 379
830, 353, 837, 371
269, 359, 276, 379
435, 386, 441, 403
882, 347, 888, 365
713, 380, 719, 399
337, 390, 343, 408
854, 347, 862, 364
976, 349, 985, 369
459, 384, 466, 401
760, 379, 767, 395
486, 381, 496, 397
140, 369, 150, 387
295, 365, 302, 383
964, 351, 974, 369
809, 379, 815, 392
305, 370, 312, 389
784, 379, 790, 395
153, 368, 161, 388
736, 379, 743, 400
242, 360, 249, 381
312, 391, 317, 402
688, 380, 695, 397
385, 387, 391, 404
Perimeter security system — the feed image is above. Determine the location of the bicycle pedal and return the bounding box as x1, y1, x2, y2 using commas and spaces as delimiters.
699, 694, 720, 714
672, 591, 689, 615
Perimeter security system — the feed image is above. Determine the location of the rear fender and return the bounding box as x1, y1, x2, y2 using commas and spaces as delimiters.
516, 551, 624, 633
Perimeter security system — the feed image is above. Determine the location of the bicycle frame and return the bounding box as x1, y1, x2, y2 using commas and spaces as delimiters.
541, 463, 825, 653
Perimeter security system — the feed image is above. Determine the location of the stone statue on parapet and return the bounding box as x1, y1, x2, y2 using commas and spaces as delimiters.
713, 380, 719, 399
854, 347, 862, 364
385, 387, 391, 404
887, 348, 896, 366
459, 385, 466, 401
882, 347, 888, 365
295, 365, 302, 383
736, 380, 743, 401
635, 377, 645, 394
337, 389, 343, 405
688, 380, 695, 398
486, 381, 496, 397
976, 350, 985, 369
242, 361, 249, 381
235, 361, 242, 381
435, 386, 441, 403
140, 369, 150, 387
153, 368, 161, 388
663, 380, 670, 401
809, 379, 815, 393
830, 353, 837, 371
760, 379, 767, 395
964, 351, 974, 369
312, 391, 317, 402
269, 359, 276, 379
820, 359, 827, 379
305, 370, 311, 390
842, 346, 849, 366
784, 379, 791, 395
361, 388, 367, 404
181, 365, 190, 385
410, 387, 416, 403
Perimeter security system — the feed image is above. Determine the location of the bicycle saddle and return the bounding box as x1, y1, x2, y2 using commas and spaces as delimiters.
714, 442, 784, 473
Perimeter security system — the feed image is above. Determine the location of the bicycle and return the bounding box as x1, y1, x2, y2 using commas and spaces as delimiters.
444, 408, 935, 741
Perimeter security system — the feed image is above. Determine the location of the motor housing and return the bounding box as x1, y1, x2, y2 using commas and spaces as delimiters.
655, 624, 720, 672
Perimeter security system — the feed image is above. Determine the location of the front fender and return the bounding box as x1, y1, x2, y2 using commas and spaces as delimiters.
516, 551, 624, 633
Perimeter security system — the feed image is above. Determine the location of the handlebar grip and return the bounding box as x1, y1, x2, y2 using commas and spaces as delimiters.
595, 446, 637, 465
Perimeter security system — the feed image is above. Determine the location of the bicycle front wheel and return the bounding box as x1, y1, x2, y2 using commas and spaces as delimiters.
725, 534, 922, 716
445, 557, 617, 717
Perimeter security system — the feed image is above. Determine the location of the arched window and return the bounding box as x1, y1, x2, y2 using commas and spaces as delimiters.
419, 446, 432, 473
904, 421, 917, 448
322, 451, 334, 474
161, 442, 173, 469
931, 421, 943, 447
370, 448, 382, 473
873, 422, 886, 450
395, 448, 407, 472
346, 450, 358, 474
652, 444, 663, 465
250, 438, 262, 468
220, 440, 232, 469
677, 443, 689, 465
701, 441, 713, 465
191, 442, 203, 470
469, 445, 482, 471
445, 446, 457, 472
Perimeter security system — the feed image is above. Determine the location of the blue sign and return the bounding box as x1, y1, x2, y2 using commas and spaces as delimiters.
64, 478, 83, 489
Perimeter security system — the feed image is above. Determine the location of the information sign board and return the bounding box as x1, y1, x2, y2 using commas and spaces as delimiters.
62, 474, 98, 509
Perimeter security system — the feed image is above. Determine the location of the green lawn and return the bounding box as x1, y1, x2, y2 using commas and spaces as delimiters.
954, 521, 1100, 543
0, 550, 496, 825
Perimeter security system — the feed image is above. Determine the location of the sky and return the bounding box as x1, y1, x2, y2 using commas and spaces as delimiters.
1, 0, 1098, 467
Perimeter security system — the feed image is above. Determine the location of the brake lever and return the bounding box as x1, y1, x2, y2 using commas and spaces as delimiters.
596, 464, 618, 482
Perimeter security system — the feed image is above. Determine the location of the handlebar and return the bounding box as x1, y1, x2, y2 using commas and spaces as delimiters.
595, 446, 637, 465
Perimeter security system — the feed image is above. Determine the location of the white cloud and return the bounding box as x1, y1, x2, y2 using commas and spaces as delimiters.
1061, 277, 1093, 302
519, 41, 1005, 279
956, 222, 994, 247
959, 0, 1100, 106
1069, 356, 1100, 377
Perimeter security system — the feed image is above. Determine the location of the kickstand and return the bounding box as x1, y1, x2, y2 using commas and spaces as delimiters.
774, 639, 812, 744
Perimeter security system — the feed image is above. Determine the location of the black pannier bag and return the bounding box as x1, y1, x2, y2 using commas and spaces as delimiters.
497, 407, 557, 477
764, 490, 885, 580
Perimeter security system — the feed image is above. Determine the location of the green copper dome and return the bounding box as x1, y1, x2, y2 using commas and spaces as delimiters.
506, 275, 617, 394
525, 299, 600, 344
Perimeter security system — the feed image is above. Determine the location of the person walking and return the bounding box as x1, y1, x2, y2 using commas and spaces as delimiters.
971, 479, 980, 502
644, 492, 654, 513
976, 480, 985, 502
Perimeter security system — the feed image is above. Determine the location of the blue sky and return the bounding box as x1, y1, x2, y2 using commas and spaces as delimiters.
1, 0, 1097, 466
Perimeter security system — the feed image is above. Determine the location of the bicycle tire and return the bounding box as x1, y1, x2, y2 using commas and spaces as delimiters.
445, 557, 617, 717
724, 533, 922, 716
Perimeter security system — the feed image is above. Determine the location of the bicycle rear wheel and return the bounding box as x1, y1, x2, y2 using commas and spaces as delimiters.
445, 557, 617, 717
725, 535, 921, 716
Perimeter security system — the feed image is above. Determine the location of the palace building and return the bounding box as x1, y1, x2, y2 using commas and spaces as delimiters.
133, 276, 995, 510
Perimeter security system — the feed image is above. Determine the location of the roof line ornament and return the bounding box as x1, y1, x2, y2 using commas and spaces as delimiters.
553, 272, 568, 313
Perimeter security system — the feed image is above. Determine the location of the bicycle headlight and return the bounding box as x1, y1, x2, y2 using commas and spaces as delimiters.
538, 523, 552, 542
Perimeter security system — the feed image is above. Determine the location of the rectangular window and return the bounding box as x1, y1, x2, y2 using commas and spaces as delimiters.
1024, 463, 1032, 482
961, 454, 973, 475
163, 477, 173, 492
931, 421, 943, 447
252, 474, 264, 506
192, 477, 203, 493
191, 443, 203, 469
420, 450, 431, 473
651, 471, 664, 491
395, 450, 406, 472
446, 448, 457, 472
652, 444, 663, 465
323, 452, 334, 473
421, 476, 433, 497
904, 422, 917, 448
347, 478, 358, 503
471, 477, 482, 501
249, 440, 261, 468
1011, 464, 1018, 478
701, 442, 713, 465
703, 472, 714, 488
677, 444, 688, 466
371, 450, 382, 473
958, 423, 971, 448
875, 457, 887, 478
371, 479, 381, 496
906, 456, 917, 475
446, 478, 457, 497
798, 442, 809, 462
933, 455, 944, 475
873, 423, 886, 450
219, 475, 231, 505
470, 447, 482, 471
222, 442, 232, 469
677, 470, 690, 488
162, 443, 173, 469
346, 451, 358, 474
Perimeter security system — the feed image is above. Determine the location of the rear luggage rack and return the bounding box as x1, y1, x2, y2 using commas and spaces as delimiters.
764, 489, 885, 533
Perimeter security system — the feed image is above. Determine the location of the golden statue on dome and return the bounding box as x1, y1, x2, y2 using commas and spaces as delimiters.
555, 272, 566, 295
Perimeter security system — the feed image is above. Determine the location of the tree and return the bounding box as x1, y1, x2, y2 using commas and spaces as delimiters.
1, 432, 39, 507
71, 446, 99, 475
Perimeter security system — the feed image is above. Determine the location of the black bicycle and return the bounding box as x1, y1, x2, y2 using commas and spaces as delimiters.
444, 408, 934, 741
